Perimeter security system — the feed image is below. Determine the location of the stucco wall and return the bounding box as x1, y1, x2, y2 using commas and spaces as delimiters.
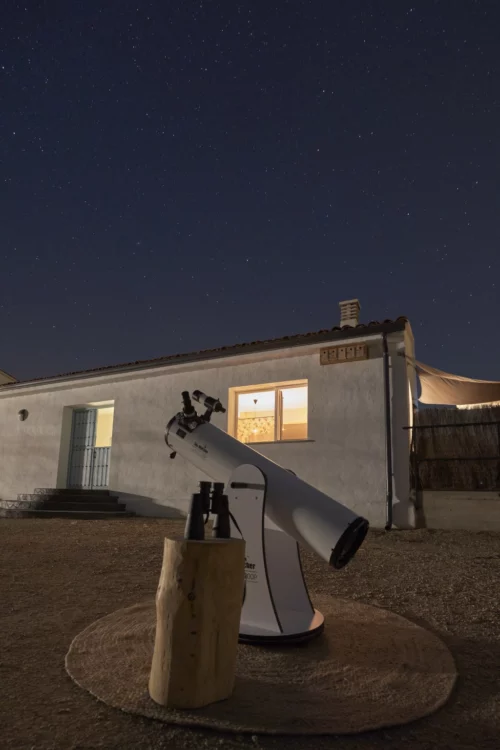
388, 330, 416, 528
0, 338, 413, 527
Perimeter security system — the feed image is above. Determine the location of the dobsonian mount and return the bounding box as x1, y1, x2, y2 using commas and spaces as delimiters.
167, 390, 369, 645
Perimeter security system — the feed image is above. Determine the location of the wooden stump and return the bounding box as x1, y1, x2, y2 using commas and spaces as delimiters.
148, 536, 246, 709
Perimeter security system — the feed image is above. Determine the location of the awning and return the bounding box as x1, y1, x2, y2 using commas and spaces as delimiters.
416, 361, 500, 406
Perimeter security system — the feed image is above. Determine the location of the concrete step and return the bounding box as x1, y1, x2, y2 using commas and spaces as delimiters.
0, 509, 136, 520
1, 500, 126, 512
33, 488, 113, 497
419, 490, 500, 531
17, 493, 120, 504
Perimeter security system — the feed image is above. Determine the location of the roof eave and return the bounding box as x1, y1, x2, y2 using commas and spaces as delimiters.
0, 319, 407, 392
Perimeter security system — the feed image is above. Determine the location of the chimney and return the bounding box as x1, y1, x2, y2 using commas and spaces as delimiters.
339, 299, 361, 327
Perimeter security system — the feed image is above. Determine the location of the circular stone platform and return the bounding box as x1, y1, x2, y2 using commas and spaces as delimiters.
65, 595, 457, 736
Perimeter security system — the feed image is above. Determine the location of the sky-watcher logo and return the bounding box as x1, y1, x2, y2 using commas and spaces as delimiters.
245, 558, 257, 581
193, 441, 208, 454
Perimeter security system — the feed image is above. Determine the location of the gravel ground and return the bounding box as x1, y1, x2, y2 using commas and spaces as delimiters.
0, 518, 499, 750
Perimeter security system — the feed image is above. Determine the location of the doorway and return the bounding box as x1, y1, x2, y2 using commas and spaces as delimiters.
67, 406, 114, 489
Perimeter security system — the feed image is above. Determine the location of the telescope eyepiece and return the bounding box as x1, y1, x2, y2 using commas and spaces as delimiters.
181, 391, 196, 417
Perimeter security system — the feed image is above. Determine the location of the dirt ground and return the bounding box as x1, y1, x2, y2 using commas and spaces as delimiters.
0, 519, 499, 750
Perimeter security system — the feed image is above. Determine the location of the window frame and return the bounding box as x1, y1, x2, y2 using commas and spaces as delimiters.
230, 380, 308, 444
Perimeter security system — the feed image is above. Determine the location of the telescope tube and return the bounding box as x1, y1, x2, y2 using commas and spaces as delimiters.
166, 416, 368, 569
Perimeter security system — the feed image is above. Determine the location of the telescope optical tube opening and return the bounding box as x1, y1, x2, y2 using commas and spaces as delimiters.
329, 516, 369, 570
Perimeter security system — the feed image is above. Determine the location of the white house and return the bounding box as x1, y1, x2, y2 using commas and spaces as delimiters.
0, 300, 417, 528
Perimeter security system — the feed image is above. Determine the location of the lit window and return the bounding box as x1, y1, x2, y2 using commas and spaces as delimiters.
234, 383, 308, 444
94, 407, 114, 448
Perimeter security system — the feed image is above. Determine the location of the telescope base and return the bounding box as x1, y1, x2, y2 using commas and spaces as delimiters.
239, 608, 325, 645
228, 463, 324, 647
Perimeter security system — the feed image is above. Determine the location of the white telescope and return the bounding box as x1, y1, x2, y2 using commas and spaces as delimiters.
166, 390, 368, 644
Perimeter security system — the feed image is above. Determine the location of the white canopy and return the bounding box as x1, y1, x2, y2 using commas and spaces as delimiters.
416, 361, 500, 406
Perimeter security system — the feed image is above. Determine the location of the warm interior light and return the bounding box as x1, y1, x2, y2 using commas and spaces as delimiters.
94, 406, 114, 448
236, 384, 308, 443
280, 385, 308, 440
237, 390, 275, 443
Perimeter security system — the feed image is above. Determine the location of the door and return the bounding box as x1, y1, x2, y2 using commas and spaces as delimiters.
67, 408, 112, 489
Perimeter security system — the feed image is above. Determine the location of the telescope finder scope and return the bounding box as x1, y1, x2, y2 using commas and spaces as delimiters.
192, 390, 226, 414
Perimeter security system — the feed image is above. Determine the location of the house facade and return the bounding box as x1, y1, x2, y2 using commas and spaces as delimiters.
0, 303, 417, 528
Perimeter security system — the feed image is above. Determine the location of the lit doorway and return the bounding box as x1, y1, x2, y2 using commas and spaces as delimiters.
67, 406, 114, 489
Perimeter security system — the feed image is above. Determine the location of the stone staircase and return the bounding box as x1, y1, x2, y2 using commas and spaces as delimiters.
0, 488, 136, 519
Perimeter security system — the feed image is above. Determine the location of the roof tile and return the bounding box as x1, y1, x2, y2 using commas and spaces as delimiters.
2, 317, 408, 388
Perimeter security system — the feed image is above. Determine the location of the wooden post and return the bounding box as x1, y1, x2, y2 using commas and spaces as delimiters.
148, 536, 246, 709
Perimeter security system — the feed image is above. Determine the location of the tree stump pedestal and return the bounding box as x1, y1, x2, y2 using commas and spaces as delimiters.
148, 536, 246, 709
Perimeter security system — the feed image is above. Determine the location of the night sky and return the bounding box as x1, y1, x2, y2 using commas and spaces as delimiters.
1, 1, 499, 382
